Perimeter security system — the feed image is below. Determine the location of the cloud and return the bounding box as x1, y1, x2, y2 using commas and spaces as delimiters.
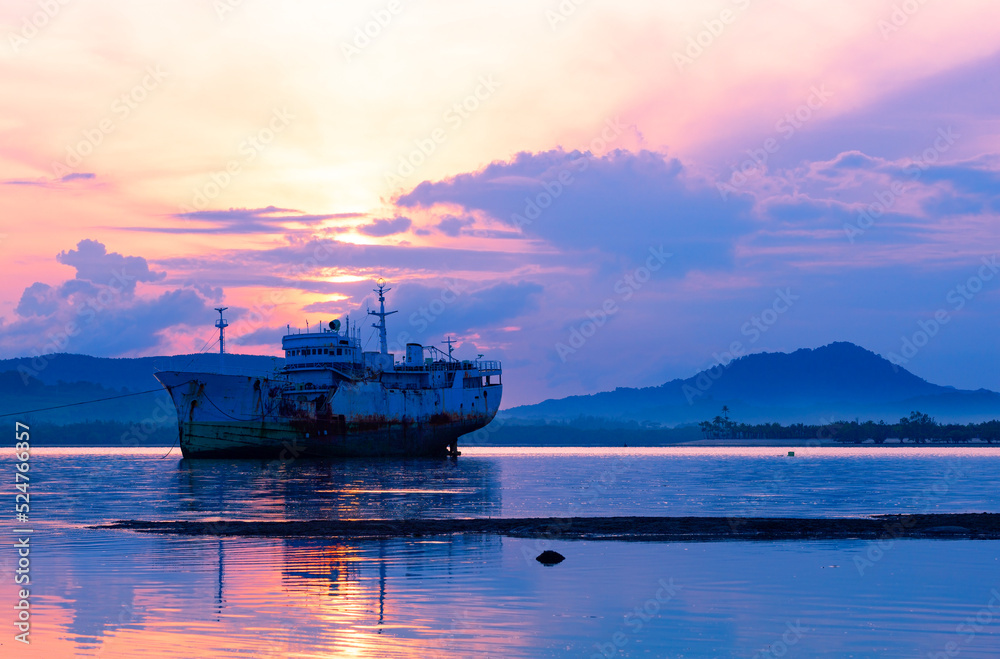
2, 172, 97, 187
229, 324, 286, 348
357, 216, 412, 237
61, 172, 96, 182
397, 149, 756, 271
57, 239, 165, 295
815, 151, 881, 174
15, 283, 58, 317
0, 240, 219, 357
122, 206, 363, 235
156, 238, 565, 291
365, 280, 544, 352
760, 50, 1000, 170
755, 150, 1000, 230
911, 156, 1000, 197
436, 215, 474, 237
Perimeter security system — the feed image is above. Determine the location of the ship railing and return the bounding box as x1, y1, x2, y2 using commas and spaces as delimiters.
196, 366, 287, 379
283, 361, 363, 373
393, 360, 502, 373
476, 360, 501, 373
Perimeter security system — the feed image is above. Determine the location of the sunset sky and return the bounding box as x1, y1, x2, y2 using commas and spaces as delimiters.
2, 0, 999, 406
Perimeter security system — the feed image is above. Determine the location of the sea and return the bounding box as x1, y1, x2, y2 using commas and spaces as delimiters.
3, 446, 1000, 658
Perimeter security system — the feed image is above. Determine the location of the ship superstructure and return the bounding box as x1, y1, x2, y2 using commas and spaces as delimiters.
155, 280, 502, 458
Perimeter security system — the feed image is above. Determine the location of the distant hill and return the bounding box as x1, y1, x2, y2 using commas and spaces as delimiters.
0, 353, 282, 427
0, 353, 283, 392
503, 342, 1000, 426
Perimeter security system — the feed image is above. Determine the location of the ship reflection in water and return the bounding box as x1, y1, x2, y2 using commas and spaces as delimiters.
174, 455, 502, 520
21, 453, 524, 658
62, 534, 517, 658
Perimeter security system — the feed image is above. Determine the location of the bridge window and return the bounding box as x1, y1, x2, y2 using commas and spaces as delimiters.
337, 348, 342, 355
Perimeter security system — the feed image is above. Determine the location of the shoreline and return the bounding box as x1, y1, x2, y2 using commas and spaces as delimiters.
98, 513, 1000, 542
32, 440, 1000, 449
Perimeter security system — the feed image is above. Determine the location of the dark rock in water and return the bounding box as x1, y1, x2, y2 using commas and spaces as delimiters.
536, 550, 565, 565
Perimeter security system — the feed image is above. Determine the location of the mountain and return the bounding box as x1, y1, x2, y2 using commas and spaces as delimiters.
3, 343, 998, 441
504, 342, 1000, 426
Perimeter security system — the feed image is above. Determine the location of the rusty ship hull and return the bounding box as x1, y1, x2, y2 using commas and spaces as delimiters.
155, 370, 502, 459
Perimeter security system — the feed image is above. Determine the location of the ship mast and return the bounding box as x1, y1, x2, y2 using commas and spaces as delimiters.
215, 307, 229, 371
368, 278, 397, 355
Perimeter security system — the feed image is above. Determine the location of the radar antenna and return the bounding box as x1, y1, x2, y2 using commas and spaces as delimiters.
368, 278, 397, 355
215, 307, 229, 354
215, 307, 229, 372
442, 336, 456, 362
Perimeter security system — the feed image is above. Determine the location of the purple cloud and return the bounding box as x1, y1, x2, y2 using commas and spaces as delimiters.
398, 149, 755, 271
57, 240, 165, 295
357, 216, 412, 237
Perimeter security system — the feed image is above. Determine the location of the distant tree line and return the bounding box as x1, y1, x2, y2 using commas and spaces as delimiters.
24, 420, 176, 447
699, 410, 1000, 444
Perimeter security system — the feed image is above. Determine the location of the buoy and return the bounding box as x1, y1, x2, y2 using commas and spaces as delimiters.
787, 451, 795, 457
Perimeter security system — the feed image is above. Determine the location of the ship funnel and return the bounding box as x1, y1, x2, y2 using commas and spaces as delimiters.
405, 343, 423, 366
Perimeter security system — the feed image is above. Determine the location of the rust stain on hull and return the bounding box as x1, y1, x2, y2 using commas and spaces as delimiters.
176, 416, 491, 459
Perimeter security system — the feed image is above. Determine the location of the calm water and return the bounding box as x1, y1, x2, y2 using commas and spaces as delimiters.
2, 446, 1000, 657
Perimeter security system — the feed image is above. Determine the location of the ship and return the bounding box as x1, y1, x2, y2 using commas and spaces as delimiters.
154, 279, 502, 458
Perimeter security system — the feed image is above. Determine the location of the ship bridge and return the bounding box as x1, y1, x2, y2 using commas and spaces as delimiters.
278, 280, 501, 395
282, 322, 362, 370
